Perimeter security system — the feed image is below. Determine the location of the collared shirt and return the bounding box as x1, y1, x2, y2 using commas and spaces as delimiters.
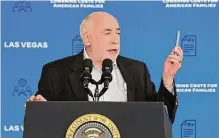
83, 48, 174, 102
84, 48, 127, 102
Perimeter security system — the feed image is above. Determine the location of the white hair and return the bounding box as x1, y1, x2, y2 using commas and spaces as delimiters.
79, 12, 98, 41
80, 12, 113, 40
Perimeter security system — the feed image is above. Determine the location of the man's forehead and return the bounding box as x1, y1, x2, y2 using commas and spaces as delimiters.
99, 19, 120, 30
87, 12, 120, 31
90, 13, 118, 22
93, 22, 120, 32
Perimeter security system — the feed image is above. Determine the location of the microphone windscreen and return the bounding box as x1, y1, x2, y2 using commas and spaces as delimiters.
84, 59, 93, 72
102, 58, 113, 73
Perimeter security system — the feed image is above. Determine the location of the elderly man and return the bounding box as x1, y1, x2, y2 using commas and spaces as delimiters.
28, 11, 183, 123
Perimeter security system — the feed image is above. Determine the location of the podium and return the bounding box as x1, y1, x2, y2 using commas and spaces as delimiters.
23, 101, 172, 138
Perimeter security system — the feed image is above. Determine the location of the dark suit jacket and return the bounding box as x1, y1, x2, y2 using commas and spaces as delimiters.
35, 51, 178, 123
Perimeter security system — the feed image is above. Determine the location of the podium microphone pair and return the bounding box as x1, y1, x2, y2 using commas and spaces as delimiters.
80, 58, 113, 101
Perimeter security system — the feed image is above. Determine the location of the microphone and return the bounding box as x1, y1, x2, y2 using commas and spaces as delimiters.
97, 59, 113, 100
101, 58, 113, 88
81, 59, 93, 88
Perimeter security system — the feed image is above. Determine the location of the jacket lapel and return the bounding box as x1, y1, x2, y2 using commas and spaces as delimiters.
68, 51, 88, 101
117, 56, 135, 101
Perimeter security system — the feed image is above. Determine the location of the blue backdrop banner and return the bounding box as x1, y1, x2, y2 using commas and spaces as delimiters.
1, 1, 219, 138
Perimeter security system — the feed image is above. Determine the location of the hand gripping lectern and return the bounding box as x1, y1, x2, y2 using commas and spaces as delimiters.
23, 102, 172, 138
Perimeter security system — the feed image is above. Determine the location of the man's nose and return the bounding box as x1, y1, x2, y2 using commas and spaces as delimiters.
110, 34, 120, 44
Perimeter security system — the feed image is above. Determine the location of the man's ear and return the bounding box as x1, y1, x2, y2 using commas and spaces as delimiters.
82, 33, 92, 47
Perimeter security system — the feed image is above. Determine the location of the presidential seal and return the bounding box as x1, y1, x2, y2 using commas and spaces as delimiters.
65, 114, 121, 138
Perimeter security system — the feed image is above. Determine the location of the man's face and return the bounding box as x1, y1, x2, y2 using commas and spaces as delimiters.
88, 14, 120, 63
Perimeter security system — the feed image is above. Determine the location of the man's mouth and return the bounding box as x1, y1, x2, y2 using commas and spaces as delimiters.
107, 49, 118, 53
